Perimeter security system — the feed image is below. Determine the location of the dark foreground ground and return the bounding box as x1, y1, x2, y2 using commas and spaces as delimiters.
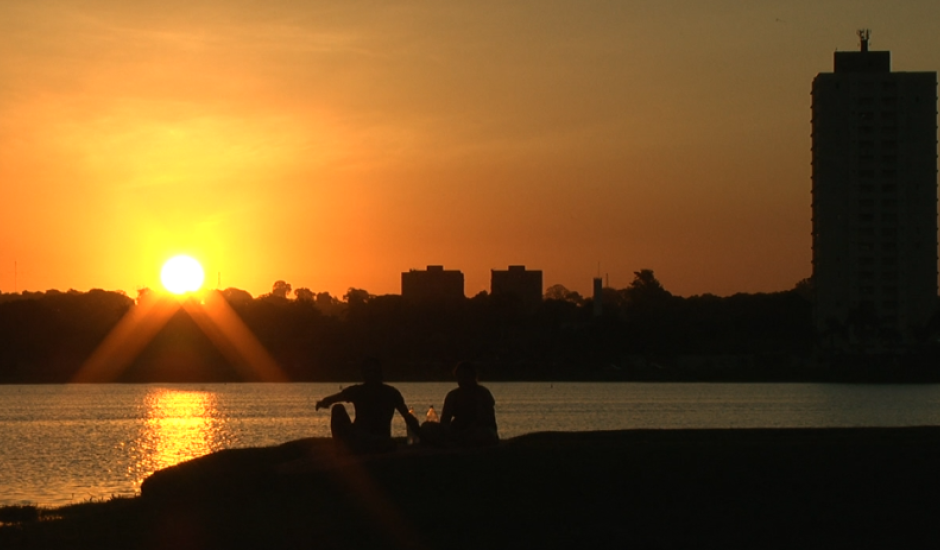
3, 427, 940, 549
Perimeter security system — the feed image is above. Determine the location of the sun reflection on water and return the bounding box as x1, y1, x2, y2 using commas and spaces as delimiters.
130, 388, 232, 490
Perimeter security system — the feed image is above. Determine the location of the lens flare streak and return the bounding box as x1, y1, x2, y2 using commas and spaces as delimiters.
75, 291, 287, 382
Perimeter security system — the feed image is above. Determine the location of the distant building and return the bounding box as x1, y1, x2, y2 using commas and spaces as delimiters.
401, 265, 465, 305
811, 30, 938, 347
490, 266, 542, 308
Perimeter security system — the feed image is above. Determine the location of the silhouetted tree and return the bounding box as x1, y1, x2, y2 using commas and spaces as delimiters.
271, 280, 292, 299
624, 269, 671, 304
294, 287, 314, 302
0, 276, 825, 383
343, 288, 373, 307
220, 287, 252, 306
135, 287, 152, 304
0, 289, 133, 382
544, 284, 584, 305
315, 292, 344, 316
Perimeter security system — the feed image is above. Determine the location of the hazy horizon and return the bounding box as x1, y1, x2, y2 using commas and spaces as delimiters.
2, 1, 939, 298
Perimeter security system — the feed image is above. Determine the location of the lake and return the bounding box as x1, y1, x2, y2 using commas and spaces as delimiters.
2, 382, 940, 508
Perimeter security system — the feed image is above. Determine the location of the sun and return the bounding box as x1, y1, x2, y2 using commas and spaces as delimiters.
160, 255, 205, 295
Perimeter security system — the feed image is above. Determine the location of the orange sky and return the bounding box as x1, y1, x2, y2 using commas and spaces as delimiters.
2, 1, 939, 298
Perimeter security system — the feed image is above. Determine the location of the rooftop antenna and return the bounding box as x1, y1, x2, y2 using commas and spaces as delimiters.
858, 28, 871, 52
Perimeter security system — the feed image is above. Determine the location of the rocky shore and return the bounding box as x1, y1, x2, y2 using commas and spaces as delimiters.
3, 427, 940, 549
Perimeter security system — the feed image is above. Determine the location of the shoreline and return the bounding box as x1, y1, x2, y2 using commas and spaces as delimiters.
3, 426, 940, 549
3, 349, 940, 384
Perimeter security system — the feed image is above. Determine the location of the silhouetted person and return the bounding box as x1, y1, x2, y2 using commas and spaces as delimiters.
315, 358, 421, 453
422, 362, 499, 447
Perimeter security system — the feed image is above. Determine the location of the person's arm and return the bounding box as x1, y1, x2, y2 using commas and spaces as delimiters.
315, 389, 347, 410
395, 397, 422, 434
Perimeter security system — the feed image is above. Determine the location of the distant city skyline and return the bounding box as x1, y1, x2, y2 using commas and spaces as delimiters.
2, 2, 940, 298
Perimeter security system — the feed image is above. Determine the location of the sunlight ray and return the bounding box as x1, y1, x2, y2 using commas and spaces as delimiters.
72, 293, 179, 382
74, 290, 288, 382
182, 292, 288, 382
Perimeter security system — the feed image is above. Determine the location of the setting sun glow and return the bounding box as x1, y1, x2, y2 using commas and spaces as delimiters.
6, 3, 940, 298
160, 255, 205, 295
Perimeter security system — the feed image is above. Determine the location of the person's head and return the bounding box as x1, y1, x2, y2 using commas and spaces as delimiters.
454, 361, 478, 388
360, 357, 383, 384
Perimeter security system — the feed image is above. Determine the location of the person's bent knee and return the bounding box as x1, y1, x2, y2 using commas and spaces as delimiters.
330, 404, 353, 439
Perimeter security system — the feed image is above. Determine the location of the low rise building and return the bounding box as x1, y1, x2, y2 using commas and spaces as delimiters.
401, 265, 465, 305
491, 265, 543, 309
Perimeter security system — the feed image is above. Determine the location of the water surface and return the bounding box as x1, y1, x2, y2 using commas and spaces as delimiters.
2, 382, 939, 507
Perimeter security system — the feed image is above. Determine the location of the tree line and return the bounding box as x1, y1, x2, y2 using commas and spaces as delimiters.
0, 271, 935, 383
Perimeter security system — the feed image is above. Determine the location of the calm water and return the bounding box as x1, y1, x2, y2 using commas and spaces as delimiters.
2, 382, 940, 508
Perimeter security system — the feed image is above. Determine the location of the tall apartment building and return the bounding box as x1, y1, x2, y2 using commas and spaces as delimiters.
811, 31, 938, 346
